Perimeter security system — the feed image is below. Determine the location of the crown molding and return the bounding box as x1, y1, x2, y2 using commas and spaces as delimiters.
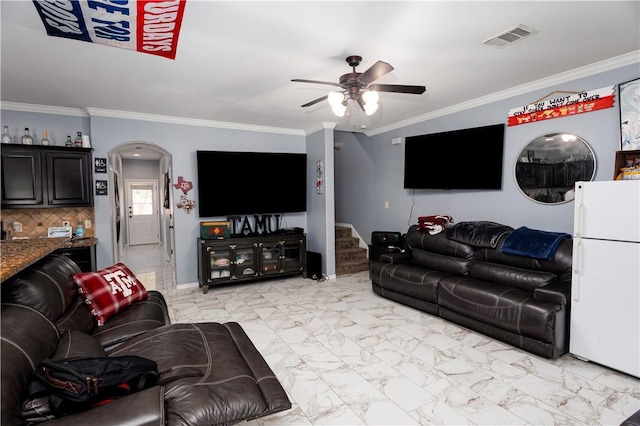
0, 102, 88, 117
365, 51, 640, 136
305, 121, 337, 135
0, 102, 305, 136
85, 108, 306, 136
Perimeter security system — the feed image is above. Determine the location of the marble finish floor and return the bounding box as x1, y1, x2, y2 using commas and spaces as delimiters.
120, 243, 176, 291
124, 246, 640, 425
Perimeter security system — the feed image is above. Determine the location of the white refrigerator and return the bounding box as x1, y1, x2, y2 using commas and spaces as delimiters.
570, 180, 640, 378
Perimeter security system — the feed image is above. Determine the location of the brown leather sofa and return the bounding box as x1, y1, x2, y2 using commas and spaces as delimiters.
370, 222, 573, 359
1, 254, 291, 425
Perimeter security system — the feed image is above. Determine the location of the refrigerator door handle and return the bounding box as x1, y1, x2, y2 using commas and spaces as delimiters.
572, 239, 580, 302
574, 182, 584, 238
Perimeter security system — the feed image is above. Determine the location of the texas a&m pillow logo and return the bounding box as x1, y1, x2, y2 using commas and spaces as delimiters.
73, 263, 148, 326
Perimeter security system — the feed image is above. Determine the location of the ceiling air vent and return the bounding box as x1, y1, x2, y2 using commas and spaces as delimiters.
483, 24, 539, 48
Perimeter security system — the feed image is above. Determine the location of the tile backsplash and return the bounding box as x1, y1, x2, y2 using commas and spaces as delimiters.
1, 207, 95, 239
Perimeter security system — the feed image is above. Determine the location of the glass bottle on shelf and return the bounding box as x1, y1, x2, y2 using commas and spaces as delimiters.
40, 130, 50, 145
74, 131, 83, 147
1, 126, 12, 144
65, 135, 73, 147
22, 128, 33, 145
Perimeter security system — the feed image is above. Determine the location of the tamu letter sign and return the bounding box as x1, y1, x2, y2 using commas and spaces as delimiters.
32, 0, 187, 59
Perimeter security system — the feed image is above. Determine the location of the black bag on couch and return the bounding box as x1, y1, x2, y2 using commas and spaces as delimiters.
28, 356, 159, 416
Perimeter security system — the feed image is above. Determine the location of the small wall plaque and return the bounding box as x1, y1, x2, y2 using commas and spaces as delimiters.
95, 180, 108, 195
94, 158, 107, 173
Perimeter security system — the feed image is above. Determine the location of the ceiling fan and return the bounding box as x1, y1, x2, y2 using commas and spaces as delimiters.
292, 55, 426, 116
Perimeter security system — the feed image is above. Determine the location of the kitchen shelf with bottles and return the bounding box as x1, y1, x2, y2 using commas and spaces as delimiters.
197, 233, 307, 293
2, 126, 90, 148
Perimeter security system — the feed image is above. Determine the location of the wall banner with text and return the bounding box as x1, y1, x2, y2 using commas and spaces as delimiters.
32, 0, 186, 60
507, 86, 615, 127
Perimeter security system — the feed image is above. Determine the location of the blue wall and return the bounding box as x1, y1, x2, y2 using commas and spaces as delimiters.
334, 63, 639, 242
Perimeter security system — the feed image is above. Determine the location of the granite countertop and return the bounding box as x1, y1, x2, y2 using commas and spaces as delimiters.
1, 237, 98, 282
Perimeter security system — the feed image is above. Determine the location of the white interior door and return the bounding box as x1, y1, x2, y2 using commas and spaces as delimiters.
126, 180, 160, 246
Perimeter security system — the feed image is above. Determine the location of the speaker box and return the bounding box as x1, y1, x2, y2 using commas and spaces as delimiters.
306, 251, 322, 279
371, 231, 403, 247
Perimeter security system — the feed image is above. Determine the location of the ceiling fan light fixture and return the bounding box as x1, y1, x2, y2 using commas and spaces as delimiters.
328, 91, 347, 116
362, 90, 379, 115
362, 90, 379, 105
364, 103, 378, 116
332, 104, 347, 117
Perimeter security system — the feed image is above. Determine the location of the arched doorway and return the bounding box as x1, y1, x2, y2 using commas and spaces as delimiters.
108, 141, 176, 290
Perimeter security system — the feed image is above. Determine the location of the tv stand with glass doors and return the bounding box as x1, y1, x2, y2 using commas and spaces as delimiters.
197, 233, 307, 293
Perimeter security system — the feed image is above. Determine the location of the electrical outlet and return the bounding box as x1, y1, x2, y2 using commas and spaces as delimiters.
62, 220, 70, 228
12, 222, 22, 232
84, 219, 92, 229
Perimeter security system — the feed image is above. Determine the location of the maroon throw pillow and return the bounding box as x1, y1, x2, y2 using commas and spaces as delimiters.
73, 263, 148, 326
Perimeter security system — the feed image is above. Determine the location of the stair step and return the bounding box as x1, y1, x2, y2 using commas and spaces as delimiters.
335, 226, 352, 238
335, 247, 367, 261
335, 226, 369, 275
336, 258, 369, 275
335, 237, 359, 250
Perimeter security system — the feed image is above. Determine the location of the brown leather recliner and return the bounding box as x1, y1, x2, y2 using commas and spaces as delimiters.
1, 254, 291, 425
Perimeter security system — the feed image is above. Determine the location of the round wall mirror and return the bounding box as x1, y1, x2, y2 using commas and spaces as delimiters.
515, 133, 596, 204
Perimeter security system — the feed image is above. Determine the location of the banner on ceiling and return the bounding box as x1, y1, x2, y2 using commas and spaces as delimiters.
507, 86, 615, 126
32, 0, 186, 60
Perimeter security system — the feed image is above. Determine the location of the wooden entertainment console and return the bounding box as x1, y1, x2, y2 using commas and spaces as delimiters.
197, 233, 306, 293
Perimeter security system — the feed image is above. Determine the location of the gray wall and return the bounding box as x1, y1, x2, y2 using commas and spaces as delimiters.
122, 159, 160, 180
305, 125, 337, 277
334, 63, 639, 242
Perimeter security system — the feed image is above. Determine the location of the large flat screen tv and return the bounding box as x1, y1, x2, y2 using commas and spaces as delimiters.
404, 123, 505, 190
196, 151, 307, 217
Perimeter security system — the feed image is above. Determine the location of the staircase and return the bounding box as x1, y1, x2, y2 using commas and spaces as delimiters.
335, 226, 369, 275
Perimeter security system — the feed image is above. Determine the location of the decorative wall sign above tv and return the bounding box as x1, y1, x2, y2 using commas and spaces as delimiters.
619, 78, 639, 151
507, 86, 615, 126
32, 0, 187, 60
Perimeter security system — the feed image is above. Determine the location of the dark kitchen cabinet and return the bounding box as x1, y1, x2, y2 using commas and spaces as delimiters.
55, 244, 97, 273
1, 145, 93, 208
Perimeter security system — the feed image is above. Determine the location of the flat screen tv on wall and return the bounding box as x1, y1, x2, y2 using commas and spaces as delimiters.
403, 123, 505, 190
196, 151, 307, 217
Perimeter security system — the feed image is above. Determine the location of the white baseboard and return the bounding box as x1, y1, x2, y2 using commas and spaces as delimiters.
176, 281, 199, 290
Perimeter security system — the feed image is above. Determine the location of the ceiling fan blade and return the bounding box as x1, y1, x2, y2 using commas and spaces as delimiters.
369, 84, 426, 95
358, 60, 394, 85
301, 95, 328, 108
356, 96, 366, 112
292, 78, 341, 87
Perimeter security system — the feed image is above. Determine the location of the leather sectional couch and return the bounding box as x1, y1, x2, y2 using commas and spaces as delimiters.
1, 254, 291, 425
370, 222, 573, 359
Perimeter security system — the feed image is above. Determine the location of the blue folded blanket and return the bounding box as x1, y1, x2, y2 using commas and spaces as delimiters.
500, 226, 571, 261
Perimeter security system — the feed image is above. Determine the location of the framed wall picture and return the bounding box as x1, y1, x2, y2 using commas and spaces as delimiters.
619, 78, 639, 151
